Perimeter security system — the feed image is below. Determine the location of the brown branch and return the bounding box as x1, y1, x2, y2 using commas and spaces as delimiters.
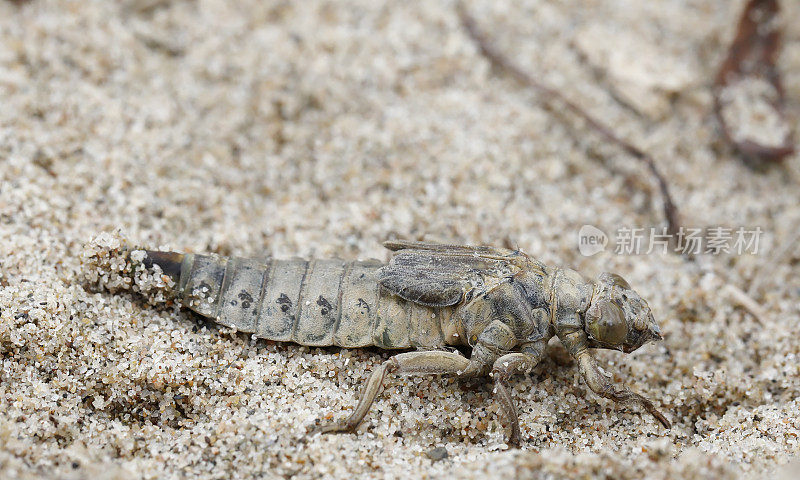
457, 3, 681, 237
713, 0, 795, 165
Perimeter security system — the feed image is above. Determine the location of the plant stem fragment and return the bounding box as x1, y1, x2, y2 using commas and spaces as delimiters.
713, 0, 794, 165
457, 3, 681, 237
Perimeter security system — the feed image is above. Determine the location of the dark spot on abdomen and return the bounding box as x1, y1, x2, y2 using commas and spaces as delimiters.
317, 295, 333, 316
238, 290, 254, 309
357, 298, 370, 314
277, 293, 292, 313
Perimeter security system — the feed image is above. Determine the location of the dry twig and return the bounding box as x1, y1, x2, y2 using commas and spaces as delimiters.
723, 284, 768, 324
713, 0, 794, 164
747, 225, 800, 298
457, 3, 681, 237
698, 260, 770, 324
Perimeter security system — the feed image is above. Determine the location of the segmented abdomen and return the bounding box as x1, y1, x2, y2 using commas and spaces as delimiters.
162, 253, 451, 349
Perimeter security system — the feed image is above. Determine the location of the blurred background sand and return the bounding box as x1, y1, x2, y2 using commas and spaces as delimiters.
1, 0, 799, 478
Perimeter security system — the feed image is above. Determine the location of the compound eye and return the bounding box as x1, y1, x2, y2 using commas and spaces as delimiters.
598, 301, 627, 345
600, 272, 631, 290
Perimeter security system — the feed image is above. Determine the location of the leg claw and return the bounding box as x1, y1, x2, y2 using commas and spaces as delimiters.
309, 421, 356, 436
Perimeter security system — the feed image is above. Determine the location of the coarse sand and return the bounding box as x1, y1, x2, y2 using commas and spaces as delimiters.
1, 1, 799, 479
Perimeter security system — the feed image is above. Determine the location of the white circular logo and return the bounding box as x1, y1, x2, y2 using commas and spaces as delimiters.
578, 225, 608, 256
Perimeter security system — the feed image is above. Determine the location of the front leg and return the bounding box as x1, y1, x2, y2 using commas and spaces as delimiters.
559, 326, 670, 428
576, 352, 671, 428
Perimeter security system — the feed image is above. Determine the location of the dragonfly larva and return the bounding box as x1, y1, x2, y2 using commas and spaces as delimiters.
87, 239, 670, 445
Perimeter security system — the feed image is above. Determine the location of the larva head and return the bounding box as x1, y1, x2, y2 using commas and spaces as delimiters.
584, 272, 662, 353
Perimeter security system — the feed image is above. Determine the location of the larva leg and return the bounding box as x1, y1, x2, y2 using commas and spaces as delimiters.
313, 319, 519, 439
490, 341, 545, 446
312, 350, 483, 435
577, 352, 671, 429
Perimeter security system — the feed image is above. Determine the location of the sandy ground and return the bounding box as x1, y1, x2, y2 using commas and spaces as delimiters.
1, 0, 800, 478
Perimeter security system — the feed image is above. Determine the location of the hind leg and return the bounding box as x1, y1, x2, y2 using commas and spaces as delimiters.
313, 319, 517, 439
312, 350, 482, 434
